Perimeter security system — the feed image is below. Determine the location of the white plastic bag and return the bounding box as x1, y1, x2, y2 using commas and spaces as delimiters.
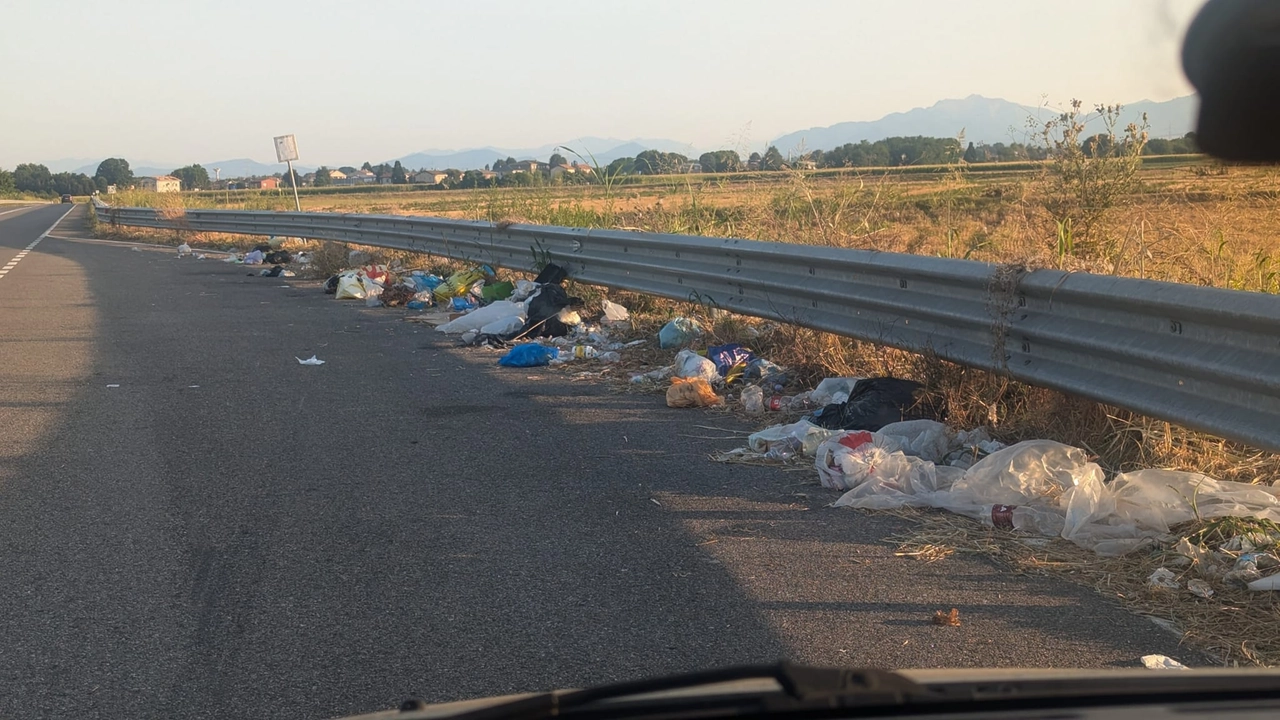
815, 430, 904, 490
601, 299, 630, 323
436, 301, 526, 334
876, 420, 954, 463
335, 274, 366, 300
479, 314, 526, 336
810, 377, 863, 406
673, 349, 718, 383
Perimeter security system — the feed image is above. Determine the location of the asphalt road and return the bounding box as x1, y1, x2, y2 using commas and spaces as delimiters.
0, 205, 1197, 719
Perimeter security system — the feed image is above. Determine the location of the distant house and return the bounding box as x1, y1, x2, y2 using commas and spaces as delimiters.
351, 169, 377, 184
506, 160, 540, 174
571, 162, 593, 174
378, 177, 394, 185
327, 169, 348, 180
678, 162, 703, 174
139, 175, 182, 193
549, 164, 575, 180
249, 177, 280, 189
794, 160, 817, 171
413, 170, 449, 184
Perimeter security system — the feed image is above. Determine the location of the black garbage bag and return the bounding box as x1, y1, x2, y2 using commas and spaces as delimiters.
509, 284, 584, 339
533, 263, 569, 286
810, 377, 934, 431
264, 250, 292, 264
323, 275, 340, 294
263, 265, 285, 277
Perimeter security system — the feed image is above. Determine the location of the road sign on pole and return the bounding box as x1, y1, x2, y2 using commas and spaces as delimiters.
273, 134, 303, 212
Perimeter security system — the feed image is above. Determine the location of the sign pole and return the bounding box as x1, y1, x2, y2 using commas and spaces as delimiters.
286, 159, 301, 212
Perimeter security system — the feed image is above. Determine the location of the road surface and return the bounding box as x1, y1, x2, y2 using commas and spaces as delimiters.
0, 205, 1194, 719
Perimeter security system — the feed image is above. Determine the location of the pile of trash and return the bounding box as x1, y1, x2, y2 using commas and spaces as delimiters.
189, 236, 310, 274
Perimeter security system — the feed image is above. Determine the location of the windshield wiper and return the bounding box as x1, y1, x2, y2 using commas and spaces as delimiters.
399, 662, 927, 720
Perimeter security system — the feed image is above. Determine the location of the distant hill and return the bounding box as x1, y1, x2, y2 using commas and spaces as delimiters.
769, 95, 1199, 152
390, 137, 697, 171
66, 157, 315, 178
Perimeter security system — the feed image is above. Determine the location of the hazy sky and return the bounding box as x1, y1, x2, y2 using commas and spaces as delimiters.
0, 0, 1203, 168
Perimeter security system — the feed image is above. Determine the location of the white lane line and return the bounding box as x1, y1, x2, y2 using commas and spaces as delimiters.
0, 206, 75, 281
0, 205, 36, 220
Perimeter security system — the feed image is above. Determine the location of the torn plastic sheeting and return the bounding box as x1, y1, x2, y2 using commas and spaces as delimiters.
748, 420, 841, 456
436, 301, 526, 335
829, 438, 1280, 556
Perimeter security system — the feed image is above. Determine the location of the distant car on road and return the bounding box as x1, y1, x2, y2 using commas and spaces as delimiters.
60, 194, 73, 203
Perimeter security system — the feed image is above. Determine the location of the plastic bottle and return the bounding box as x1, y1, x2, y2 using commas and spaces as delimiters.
764, 437, 802, 460
572, 345, 599, 359
742, 386, 764, 414
598, 351, 621, 363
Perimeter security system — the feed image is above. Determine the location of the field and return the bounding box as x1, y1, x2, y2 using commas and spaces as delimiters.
100, 158, 1280, 479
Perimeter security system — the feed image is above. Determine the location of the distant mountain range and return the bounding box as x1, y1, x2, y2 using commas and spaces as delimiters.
389, 137, 698, 173
769, 95, 1198, 152
40, 95, 1197, 177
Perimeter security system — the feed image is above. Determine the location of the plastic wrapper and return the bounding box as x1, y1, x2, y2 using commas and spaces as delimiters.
601, 299, 630, 323
810, 377, 862, 406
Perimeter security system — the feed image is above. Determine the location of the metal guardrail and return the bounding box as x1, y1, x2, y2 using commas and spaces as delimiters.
94, 199, 1280, 453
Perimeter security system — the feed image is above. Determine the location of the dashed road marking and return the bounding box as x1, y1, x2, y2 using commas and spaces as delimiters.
0, 206, 75, 281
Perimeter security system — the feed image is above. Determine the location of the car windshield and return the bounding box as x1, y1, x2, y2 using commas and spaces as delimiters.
2, 1, 1278, 719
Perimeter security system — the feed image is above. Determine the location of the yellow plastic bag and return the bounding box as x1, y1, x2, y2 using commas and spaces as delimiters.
666, 377, 723, 408
433, 266, 494, 300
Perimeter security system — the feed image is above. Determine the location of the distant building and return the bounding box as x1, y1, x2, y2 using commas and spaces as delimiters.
139, 175, 182, 193
249, 177, 280, 189
549, 164, 575, 180
327, 169, 348, 180
413, 170, 449, 184
678, 162, 703, 173
350, 169, 377, 184
506, 160, 540, 174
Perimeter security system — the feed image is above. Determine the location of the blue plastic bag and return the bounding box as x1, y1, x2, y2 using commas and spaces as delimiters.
452, 296, 478, 312
412, 274, 444, 292
406, 299, 427, 310
498, 344, 559, 367
659, 317, 702, 349
707, 343, 756, 376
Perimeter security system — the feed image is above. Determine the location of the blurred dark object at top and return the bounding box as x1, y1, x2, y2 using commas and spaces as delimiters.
1183, 0, 1280, 162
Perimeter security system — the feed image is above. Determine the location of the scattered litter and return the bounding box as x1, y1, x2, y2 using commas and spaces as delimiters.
598, 351, 621, 363
931, 608, 961, 626
264, 250, 291, 264
296, 356, 325, 366
243, 249, 265, 265
433, 265, 495, 301
741, 385, 764, 414
601, 299, 630, 323
498, 343, 559, 368
1140, 655, 1188, 670
748, 420, 840, 456
659, 317, 702, 349
131, 247, 142, 252
378, 284, 417, 307
631, 366, 675, 384
1147, 568, 1180, 590
481, 280, 514, 302
106, 384, 120, 388
177, 243, 192, 256
195, 253, 206, 260
1187, 579, 1215, 598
